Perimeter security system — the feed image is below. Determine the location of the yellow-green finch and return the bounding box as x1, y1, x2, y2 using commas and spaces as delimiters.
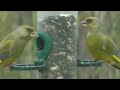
0, 25, 38, 67
81, 17, 120, 70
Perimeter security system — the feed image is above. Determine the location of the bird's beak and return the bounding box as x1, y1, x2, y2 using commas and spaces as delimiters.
80, 20, 87, 27
30, 31, 39, 37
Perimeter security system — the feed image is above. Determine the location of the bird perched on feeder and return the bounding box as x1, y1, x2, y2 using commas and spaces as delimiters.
0, 25, 38, 67
81, 17, 120, 70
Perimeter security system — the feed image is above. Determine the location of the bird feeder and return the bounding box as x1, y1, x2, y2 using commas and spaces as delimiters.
10, 14, 103, 73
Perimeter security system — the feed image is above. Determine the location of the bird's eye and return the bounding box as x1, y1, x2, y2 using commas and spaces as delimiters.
25, 27, 33, 33
82, 22, 87, 24
86, 19, 92, 23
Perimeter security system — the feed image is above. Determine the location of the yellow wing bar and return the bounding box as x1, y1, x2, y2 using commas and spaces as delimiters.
112, 55, 120, 63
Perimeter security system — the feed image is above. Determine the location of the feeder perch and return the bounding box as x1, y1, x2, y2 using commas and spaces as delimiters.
77, 59, 103, 67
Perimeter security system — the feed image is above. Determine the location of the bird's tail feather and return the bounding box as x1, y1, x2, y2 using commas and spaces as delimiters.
112, 55, 120, 64
112, 64, 120, 70
111, 55, 120, 70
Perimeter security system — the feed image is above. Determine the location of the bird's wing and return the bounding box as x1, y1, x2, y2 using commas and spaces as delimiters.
103, 33, 120, 63
0, 40, 15, 60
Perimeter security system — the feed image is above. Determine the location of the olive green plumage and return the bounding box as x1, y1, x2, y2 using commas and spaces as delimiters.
81, 17, 120, 70
0, 25, 38, 67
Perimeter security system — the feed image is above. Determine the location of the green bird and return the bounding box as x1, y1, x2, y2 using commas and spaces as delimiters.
0, 25, 38, 67
81, 17, 120, 70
